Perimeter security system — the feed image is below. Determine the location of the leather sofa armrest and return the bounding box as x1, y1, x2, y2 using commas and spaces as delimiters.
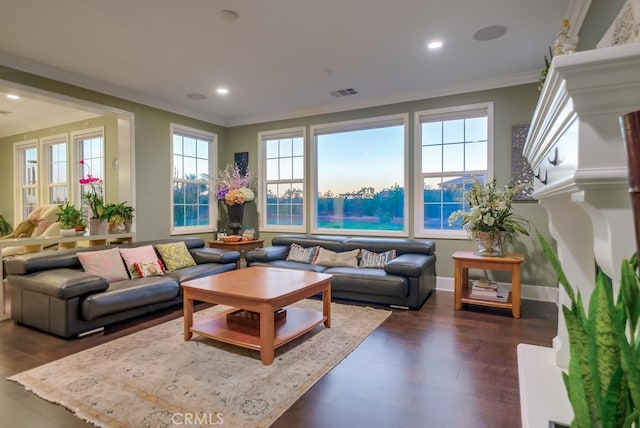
246, 246, 288, 263
384, 254, 436, 277
8, 268, 109, 300
190, 248, 240, 265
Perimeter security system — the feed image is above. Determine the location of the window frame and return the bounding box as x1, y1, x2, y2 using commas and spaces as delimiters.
13, 139, 38, 222
71, 127, 105, 208
169, 123, 217, 235
413, 102, 494, 239
257, 127, 306, 233
310, 114, 409, 237
40, 133, 70, 205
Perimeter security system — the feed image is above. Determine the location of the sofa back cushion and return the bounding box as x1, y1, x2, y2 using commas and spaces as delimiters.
343, 237, 435, 256
272, 234, 348, 252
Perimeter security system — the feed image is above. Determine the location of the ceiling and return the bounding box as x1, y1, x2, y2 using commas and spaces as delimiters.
0, 0, 572, 133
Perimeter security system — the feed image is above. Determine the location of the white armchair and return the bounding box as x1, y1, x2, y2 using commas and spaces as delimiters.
1, 204, 61, 256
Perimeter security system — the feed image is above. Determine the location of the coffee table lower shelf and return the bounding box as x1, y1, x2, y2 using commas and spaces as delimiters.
190, 306, 326, 351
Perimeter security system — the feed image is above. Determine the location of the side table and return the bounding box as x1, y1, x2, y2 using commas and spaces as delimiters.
208, 239, 264, 268
452, 250, 525, 318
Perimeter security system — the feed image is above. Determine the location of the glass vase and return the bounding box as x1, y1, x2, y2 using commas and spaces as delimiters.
472, 231, 504, 257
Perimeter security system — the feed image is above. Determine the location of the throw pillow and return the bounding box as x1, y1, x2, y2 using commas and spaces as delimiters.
119, 245, 161, 278
313, 247, 360, 268
286, 243, 319, 264
359, 249, 397, 268
132, 260, 166, 278
77, 248, 129, 282
155, 241, 197, 272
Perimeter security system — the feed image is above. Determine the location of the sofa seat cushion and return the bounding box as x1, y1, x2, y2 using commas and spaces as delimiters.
324, 267, 408, 297
81, 278, 179, 321
250, 260, 329, 273
166, 263, 236, 285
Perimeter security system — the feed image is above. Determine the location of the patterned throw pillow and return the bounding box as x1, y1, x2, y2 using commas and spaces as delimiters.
155, 241, 197, 272
313, 247, 360, 267
132, 260, 167, 278
77, 248, 130, 281
119, 245, 161, 278
286, 243, 319, 263
359, 249, 397, 268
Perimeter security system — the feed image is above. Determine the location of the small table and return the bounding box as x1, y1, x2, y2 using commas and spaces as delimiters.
208, 239, 264, 268
452, 250, 525, 318
182, 267, 332, 365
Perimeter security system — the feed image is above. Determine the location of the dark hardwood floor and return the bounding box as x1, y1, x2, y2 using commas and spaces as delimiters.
0, 291, 556, 428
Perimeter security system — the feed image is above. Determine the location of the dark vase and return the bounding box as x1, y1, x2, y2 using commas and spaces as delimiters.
621, 110, 640, 256
226, 203, 244, 235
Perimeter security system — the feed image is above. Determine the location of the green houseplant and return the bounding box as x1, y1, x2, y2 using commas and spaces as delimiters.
538, 230, 640, 427
104, 202, 134, 233
0, 213, 13, 237
56, 203, 86, 233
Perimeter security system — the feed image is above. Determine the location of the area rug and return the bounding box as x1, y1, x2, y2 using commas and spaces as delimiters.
8, 299, 390, 428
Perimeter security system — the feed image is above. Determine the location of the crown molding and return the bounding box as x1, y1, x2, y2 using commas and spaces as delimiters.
0, 52, 229, 127
227, 70, 540, 127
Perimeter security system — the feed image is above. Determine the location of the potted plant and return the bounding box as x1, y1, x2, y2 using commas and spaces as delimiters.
104, 202, 135, 233
56, 203, 86, 236
538, 230, 640, 427
0, 213, 13, 237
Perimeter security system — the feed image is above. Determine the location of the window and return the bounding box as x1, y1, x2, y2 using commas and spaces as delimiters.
170, 124, 216, 234
72, 127, 105, 211
14, 141, 38, 221
414, 103, 493, 238
258, 128, 305, 232
41, 134, 69, 204
311, 115, 408, 236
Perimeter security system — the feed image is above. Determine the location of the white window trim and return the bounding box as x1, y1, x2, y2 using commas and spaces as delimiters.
40, 133, 70, 205
71, 126, 105, 205
169, 123, 217, 235
413, 102, 494, 239
13, 139, 38, 222
257, 126, 306, 233
310, 113, 409, 237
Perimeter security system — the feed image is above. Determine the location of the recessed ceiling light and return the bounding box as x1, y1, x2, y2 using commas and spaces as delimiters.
473, 25, 508, 41
427, 41, 443, 50
220, 10, 239, 21
216, 87, 229, 95
186, 93, 207, 100
6, 94, 19, 100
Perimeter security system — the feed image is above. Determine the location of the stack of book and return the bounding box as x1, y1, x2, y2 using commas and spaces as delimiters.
470, 279, 509, 302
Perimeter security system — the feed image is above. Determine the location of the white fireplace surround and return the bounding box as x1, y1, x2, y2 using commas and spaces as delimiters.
519, 42, 640, 426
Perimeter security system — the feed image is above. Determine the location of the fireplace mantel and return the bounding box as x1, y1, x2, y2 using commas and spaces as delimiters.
519, 42, 640, 427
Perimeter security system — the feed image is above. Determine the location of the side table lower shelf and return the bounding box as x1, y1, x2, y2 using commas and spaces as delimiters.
459, 287, 513, 310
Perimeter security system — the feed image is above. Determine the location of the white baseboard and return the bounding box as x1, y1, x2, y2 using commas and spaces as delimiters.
435, 276, 558, 303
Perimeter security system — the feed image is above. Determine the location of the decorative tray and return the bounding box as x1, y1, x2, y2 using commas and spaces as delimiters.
220, 235, 242, 242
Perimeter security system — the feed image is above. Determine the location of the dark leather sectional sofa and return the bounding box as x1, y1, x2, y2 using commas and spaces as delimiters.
5, 237, 239, 338
246, 234, 436, 309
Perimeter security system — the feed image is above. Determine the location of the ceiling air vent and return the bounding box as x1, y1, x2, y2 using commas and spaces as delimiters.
330, 88, 358, 98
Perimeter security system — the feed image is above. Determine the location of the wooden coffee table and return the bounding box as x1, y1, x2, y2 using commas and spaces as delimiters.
182, 267, 332, 365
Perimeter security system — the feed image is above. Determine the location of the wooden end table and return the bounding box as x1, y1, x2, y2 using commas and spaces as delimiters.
182, 267, 332, 365
208, 239, 264, 268
452, 250, 525, 318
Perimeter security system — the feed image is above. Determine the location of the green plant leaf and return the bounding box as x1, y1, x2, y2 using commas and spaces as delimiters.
620, 257, 640, 337
589, 270, 621, 412
537, 230, 574, 301
564, 305, 598, 426
601, 365, 628, 428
